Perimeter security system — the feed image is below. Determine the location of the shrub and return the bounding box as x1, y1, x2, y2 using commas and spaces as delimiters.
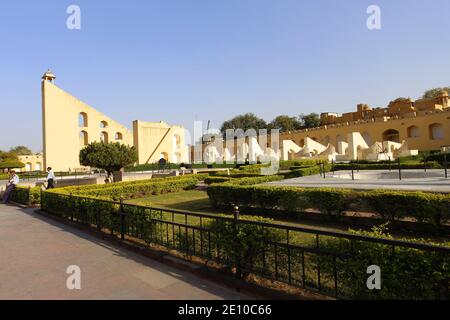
279, 160, 319, 170
360, 190, 441, 223
10, 186, 41, 206
281, 163, 331, 179
314, 224, 450, 299
332, 161, 441, 171
204, 175, 283, 185
208, 215, 285, 278
207, 183, 450, 225
48, 174, 208, 202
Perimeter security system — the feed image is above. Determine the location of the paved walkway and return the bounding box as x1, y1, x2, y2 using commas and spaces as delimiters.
0, 205, 257, 300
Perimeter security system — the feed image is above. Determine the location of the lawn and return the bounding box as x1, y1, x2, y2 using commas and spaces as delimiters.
127, 189, 223, 214
125, 189, 449, 243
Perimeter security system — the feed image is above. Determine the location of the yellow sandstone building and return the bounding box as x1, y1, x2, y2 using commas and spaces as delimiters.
41, 71, 189, 172
280, 92, 450, 154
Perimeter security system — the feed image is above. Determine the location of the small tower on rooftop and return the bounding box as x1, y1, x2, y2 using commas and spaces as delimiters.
42, 69, 56, 83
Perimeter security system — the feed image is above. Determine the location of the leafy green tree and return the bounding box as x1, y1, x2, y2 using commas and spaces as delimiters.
220, 113, 268, 134
0, 150, 19, 162
0, 160, 25, 173
79, 142, 138, 181
268, 115, 302, 132
9, 146, 32, 155
422, 87, 450, 99
299, 113, 321, 129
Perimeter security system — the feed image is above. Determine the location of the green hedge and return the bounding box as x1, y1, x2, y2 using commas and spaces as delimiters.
204, 175, 284, 185
51, 175, 206, 201
332, 161, 441, 171
10, 186, 41, 206
314, 225, 450, 299
207, 184, 450, 226
281, 164, 331, 179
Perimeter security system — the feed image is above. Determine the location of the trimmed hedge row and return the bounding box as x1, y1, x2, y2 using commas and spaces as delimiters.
10, 186, 41, 206
281, 164, 331, 179
204, 175, 284, 185
60, 174, 208, 195
332, 161, 441, 171
315, 225, 450, 299
206, 184, 450, 226
51, 175, 205, 201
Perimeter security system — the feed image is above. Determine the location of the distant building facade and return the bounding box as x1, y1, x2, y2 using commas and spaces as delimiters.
282, 91, 449, 153
41, 71, 189, 172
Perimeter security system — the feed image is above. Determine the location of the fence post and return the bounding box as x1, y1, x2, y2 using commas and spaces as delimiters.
69, 193, 74, 221
233, 206, 241, 279
332, 159, 335, 174
321, 162, 326, 179
120, 198, 125, 240
40, 188, 43, 210
28, 186, 32, 207
388, 156, 392, 172
424, 159, 427, 174
398, 157, 402, 181
444, 155, 448, 179
351, 164, 355, 181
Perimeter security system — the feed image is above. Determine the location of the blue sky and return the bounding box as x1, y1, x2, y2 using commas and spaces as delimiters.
1, 0, 449, 152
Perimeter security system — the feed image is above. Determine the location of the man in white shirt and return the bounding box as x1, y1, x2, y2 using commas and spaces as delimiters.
2, 171, 19, 204
46, 167, 56, 189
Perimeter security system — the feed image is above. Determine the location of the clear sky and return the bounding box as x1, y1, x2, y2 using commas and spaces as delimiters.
1, 0, 449, 152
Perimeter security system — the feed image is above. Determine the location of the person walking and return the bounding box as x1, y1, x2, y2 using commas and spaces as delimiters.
46, 167, 56, 189
2, 171, 19, 204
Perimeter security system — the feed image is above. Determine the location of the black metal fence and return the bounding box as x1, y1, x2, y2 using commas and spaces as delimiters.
40, 191, 450, 299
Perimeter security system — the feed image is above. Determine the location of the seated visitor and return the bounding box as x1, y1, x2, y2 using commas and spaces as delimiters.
2, 171, 20, 204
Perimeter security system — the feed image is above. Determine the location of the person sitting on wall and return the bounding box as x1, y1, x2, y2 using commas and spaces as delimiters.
46, 167, 56, 189
2, 171, 20, 204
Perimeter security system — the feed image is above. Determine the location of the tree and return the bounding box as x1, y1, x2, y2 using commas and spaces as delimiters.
79, 142, 138, 181
422, 87, 450, 99
220, 113, 268, 134
268, 115, 302, 132
0, 160, 25, 173
0, 150, 18, 162
9, 146, 32, 155
299, 113, 321, 129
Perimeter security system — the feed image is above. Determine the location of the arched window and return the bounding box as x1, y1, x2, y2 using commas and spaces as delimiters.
100, 121, 108, 129
80, 131, 88, 146
382, 129, 400, 143
429, 123, 444, 140
25, 163, 32, 171
35, 163, 42, 171
115, 132, 123, 141
407, 126, 420, 138
79, 112, 88, 127
100, 131, 109, 143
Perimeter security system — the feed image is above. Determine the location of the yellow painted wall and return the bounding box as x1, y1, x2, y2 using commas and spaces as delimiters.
18, 154, 43, 172
42, 80, 133, 171
133, 120, 189, 164
41, 74, 189, 171
280, 109, 450, 152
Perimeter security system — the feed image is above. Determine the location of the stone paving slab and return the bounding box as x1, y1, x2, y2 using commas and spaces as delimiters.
0, 205, 257, 300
